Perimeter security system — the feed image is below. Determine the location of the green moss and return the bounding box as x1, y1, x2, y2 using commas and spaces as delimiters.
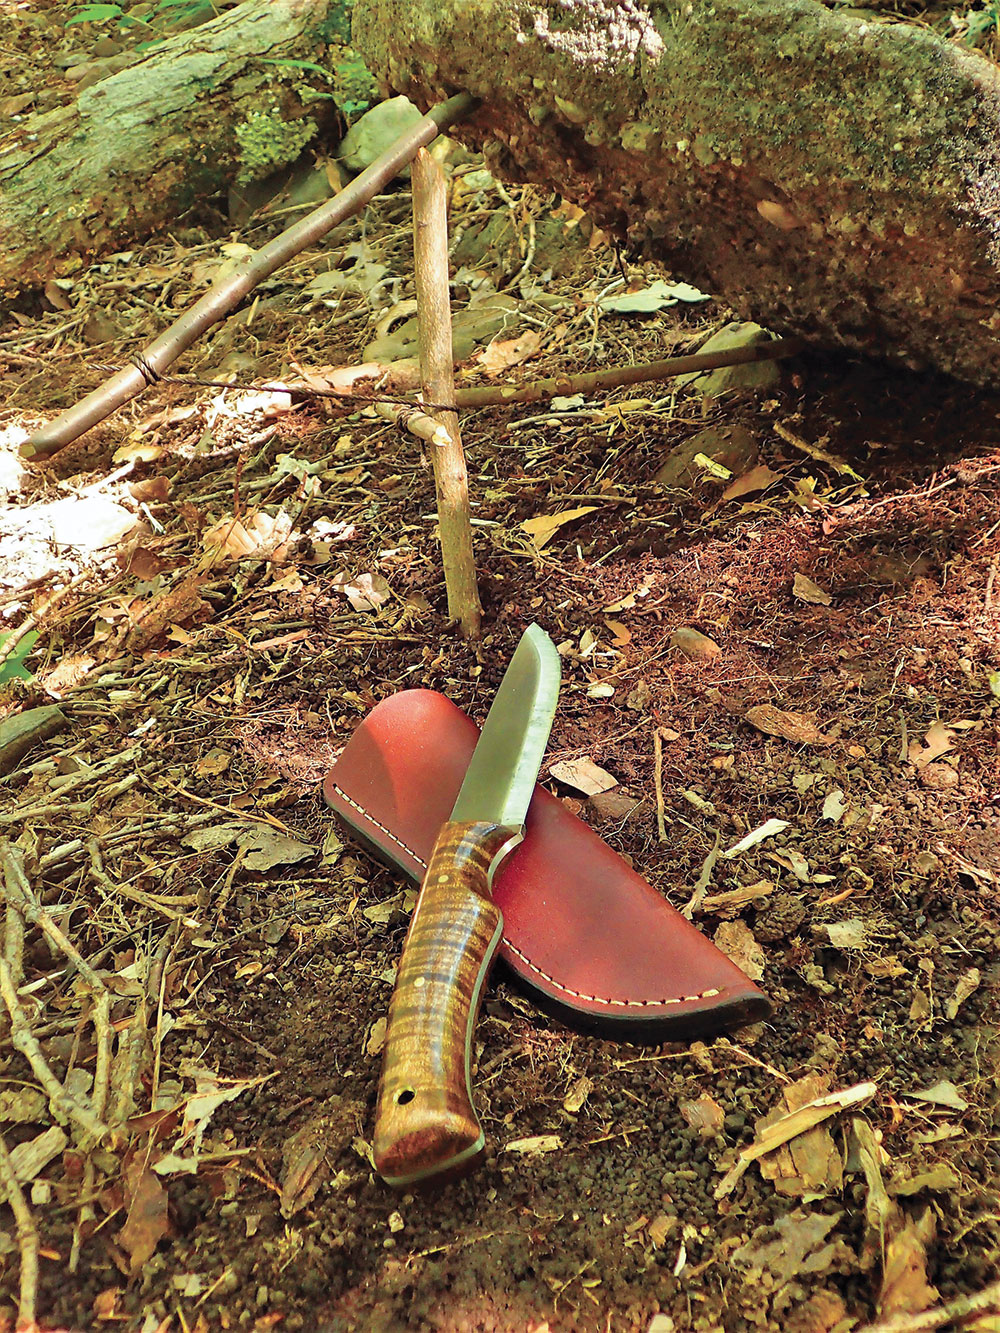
234, 109, 318, 184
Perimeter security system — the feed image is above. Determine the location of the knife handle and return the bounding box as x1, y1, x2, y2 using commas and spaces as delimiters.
374, 819, 516, 1187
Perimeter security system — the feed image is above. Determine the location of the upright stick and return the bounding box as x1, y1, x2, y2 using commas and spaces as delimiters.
411, 148, 483, 639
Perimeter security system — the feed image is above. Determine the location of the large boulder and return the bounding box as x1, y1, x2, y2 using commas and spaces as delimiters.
354, 0, 1000, 385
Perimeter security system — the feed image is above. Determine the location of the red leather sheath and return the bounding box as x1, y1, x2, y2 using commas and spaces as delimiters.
323, 690, 770, 1042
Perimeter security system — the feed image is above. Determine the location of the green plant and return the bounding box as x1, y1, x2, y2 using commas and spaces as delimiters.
67, 0, 217, 36
0, 631, 38, 686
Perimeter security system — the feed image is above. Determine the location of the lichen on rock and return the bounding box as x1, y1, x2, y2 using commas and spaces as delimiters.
234, 108, 319, 184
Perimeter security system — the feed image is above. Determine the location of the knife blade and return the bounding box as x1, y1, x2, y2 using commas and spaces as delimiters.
373, 623, 561, 1187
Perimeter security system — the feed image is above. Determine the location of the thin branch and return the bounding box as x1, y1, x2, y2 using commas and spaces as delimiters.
0, 957, 108, 1143
0, 1132, 39, 1331
451, 337, 803, 408
411, 147, 483, 639
23, 92, 476, 460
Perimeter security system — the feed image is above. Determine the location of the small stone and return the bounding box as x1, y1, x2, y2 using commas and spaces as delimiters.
337, 96, 424, 177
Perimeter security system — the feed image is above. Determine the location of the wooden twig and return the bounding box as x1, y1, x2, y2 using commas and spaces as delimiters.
0, 574, 88, 667
855, 1280, 1000, 1333
373, 400, 452, 447
0, 1131, 39, 1331
1, 844, 29, 998
652, 727, 668, 842
0, 957, 108, 1142
450, 337, 803, 409
0, 841, 106, 992
411, 147, 483, 639
22, 92, 476, 460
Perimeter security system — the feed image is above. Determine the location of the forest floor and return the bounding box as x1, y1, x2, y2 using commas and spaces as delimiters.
2, 5, 1000, 1333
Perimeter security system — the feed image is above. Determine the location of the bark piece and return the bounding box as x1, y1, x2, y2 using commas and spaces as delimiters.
0, 707, 68, 778
355, 0, 1000, 386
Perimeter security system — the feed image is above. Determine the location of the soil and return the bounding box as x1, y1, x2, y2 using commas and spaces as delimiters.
1, 5, 1000, 1333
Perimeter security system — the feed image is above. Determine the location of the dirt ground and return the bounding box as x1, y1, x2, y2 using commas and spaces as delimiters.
2, 5, 1000, 1333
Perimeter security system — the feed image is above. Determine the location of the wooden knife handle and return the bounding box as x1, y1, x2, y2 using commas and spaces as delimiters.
373, 819, 516, 1187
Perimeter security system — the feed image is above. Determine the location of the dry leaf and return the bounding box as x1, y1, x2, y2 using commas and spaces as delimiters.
731, 1210, 846, 1285
520, 507, 596, 550
756, 1075, 843, 1197
549, 757, 617, 795
722, 819, 790, 858
563, 1076, 594, 1114
603, 580, 653, 612
237, 827, 314, 872
946, 967, 981, 1020
904, 1080, 968, 1111
117, 1160, 171, 1274
821, 789, 847, 822
713, 920, 766, 980
746, 704, 834, 746
679, 1093, 725, 1137
202, 509, 295, 562
127, 572, 211, 648
669, 627, 721, 660
180, 1067, 275, 1150
715, 1081, 877, 1198
365, 1017, 387, 1057
878, 1207, 938, 1319
721, 464, 781, 501
908, 721, 954, 769
698, 881, 775, 917
793, 573, 832, 606
330, 570, 392, 611
477, 330, 543, 375
823, 919, 869, 950
195, 749, 230, 777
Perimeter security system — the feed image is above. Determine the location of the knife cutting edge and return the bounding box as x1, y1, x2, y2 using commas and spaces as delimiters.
373, 623, 561, 1187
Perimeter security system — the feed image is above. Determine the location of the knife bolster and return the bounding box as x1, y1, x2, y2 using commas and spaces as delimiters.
374, 820, 513, 1186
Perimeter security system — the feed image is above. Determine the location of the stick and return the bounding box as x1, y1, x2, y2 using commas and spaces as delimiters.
411, 148, 483, 640
0, 958, 108, 1142
652, 727, 668, 842
450, 337, 803, 408
22, 92, 476, 461
0, 1132, 39, 1331
855, 1280, 1000, 1333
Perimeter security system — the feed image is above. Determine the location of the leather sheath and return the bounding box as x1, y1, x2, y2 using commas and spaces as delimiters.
323, 690, 771, 1042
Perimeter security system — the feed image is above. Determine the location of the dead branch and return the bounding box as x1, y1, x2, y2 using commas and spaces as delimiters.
450, 338, 804, 409
0, 958, 108, 1143
0, 1131, 39, 1331
22, 92, 475, 461
411, 147, 483, 639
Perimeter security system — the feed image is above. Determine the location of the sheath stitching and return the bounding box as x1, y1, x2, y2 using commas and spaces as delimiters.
330, 783, 726, 1009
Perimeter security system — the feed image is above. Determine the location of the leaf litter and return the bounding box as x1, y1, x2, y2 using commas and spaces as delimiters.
0, 52, 998, 1333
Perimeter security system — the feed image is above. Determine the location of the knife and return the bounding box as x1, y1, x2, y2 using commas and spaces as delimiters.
373, 623, 561, 1187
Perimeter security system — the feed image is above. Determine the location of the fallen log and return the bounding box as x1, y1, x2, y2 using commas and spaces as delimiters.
0, 0, 336, 294
353, 0, 1000, 386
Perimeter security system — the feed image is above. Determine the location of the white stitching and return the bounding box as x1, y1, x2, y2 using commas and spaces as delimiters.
330, 782, 732, 1009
